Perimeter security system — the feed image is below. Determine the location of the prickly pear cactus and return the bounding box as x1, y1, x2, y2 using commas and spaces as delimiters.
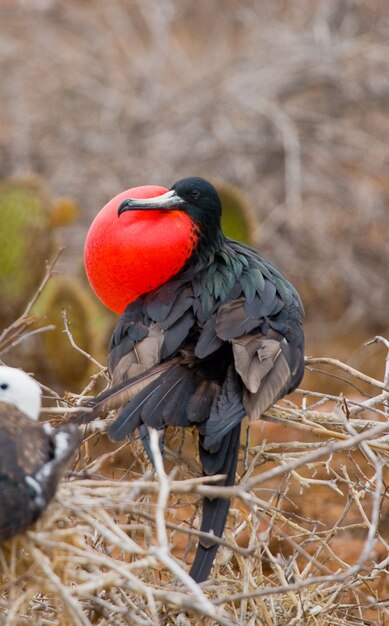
212, 179, 256, 245
0, 178, 53, 327
0, 177, 80, 330
33, 275, 104, 390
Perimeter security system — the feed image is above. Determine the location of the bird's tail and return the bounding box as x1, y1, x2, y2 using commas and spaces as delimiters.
189, 422, 241, 583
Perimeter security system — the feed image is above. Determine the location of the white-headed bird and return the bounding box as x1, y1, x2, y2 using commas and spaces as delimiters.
0, 366, 81, 542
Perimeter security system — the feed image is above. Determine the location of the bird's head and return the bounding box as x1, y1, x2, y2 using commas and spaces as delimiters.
118, 177, 222, 238
0, 366, 42, 421
85, 177, 225, 314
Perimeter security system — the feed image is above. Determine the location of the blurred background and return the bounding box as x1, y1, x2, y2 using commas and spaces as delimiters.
0, 0, 388, 392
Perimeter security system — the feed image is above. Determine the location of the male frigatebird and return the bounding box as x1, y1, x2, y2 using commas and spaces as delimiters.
0, 366, 81, 542
80, 177, 305, 582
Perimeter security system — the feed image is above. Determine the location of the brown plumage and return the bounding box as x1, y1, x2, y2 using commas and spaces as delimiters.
0, 367, 81, 542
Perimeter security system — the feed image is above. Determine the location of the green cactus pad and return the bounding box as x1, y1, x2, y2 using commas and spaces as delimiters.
33, 275, 99, 389
0, 178, 53, 327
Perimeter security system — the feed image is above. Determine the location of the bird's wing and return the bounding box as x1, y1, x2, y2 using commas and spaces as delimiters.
108, 282, 194, 378
232, 331, 295, 419
0, 404, 51, 481
196, 241, 305, 421
0, 478, 37, 542
0, 405, 81, 542
69, 280, 197, 428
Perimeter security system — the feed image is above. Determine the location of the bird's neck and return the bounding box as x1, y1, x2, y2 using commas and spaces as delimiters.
189, 224, 225, 269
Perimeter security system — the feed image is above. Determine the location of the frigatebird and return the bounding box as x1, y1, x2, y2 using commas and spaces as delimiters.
80, 176, 305, 582
0, 366, 81, 542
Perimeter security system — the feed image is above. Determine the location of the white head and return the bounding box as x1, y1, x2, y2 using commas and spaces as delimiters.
0, 366, 42, 421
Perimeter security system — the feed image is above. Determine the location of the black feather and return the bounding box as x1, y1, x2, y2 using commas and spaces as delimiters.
143, 366, 195, 428
186, 380, 219, 424
158, 287, 193, 329
68, 361, 175, 426
161, 309, 195, 359
195, 316, 223, 358
109, 322, 149, 373
144, 281, 182, 321
190, 422, 241, 582
200, 365, 245, 453
108, 377, 169, 439
216, 299, 259, 340
243, 279, 277, 318
240, 271, 257, 304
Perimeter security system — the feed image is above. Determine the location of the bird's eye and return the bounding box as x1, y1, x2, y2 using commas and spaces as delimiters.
189, 188, 201, 200
0, 383, 9, 390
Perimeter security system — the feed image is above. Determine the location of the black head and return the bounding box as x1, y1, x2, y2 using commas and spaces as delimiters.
118, 176, 224, 258
170, 177, 222, 223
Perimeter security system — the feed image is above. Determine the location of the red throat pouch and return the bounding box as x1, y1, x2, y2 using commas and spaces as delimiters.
84, 185, 197, 314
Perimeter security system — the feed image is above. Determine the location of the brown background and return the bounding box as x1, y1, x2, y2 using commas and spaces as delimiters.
1, 0, 388, 387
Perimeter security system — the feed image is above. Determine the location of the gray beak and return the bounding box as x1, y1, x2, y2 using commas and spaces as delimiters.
118, 190, 185, 216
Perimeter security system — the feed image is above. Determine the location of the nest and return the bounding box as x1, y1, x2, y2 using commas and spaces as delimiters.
0, 358, 388, 626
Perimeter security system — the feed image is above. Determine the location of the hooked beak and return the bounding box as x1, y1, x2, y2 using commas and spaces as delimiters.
118, 189, 185, 217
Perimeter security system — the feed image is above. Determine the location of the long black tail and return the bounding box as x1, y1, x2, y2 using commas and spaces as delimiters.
189, 422, 241, 583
